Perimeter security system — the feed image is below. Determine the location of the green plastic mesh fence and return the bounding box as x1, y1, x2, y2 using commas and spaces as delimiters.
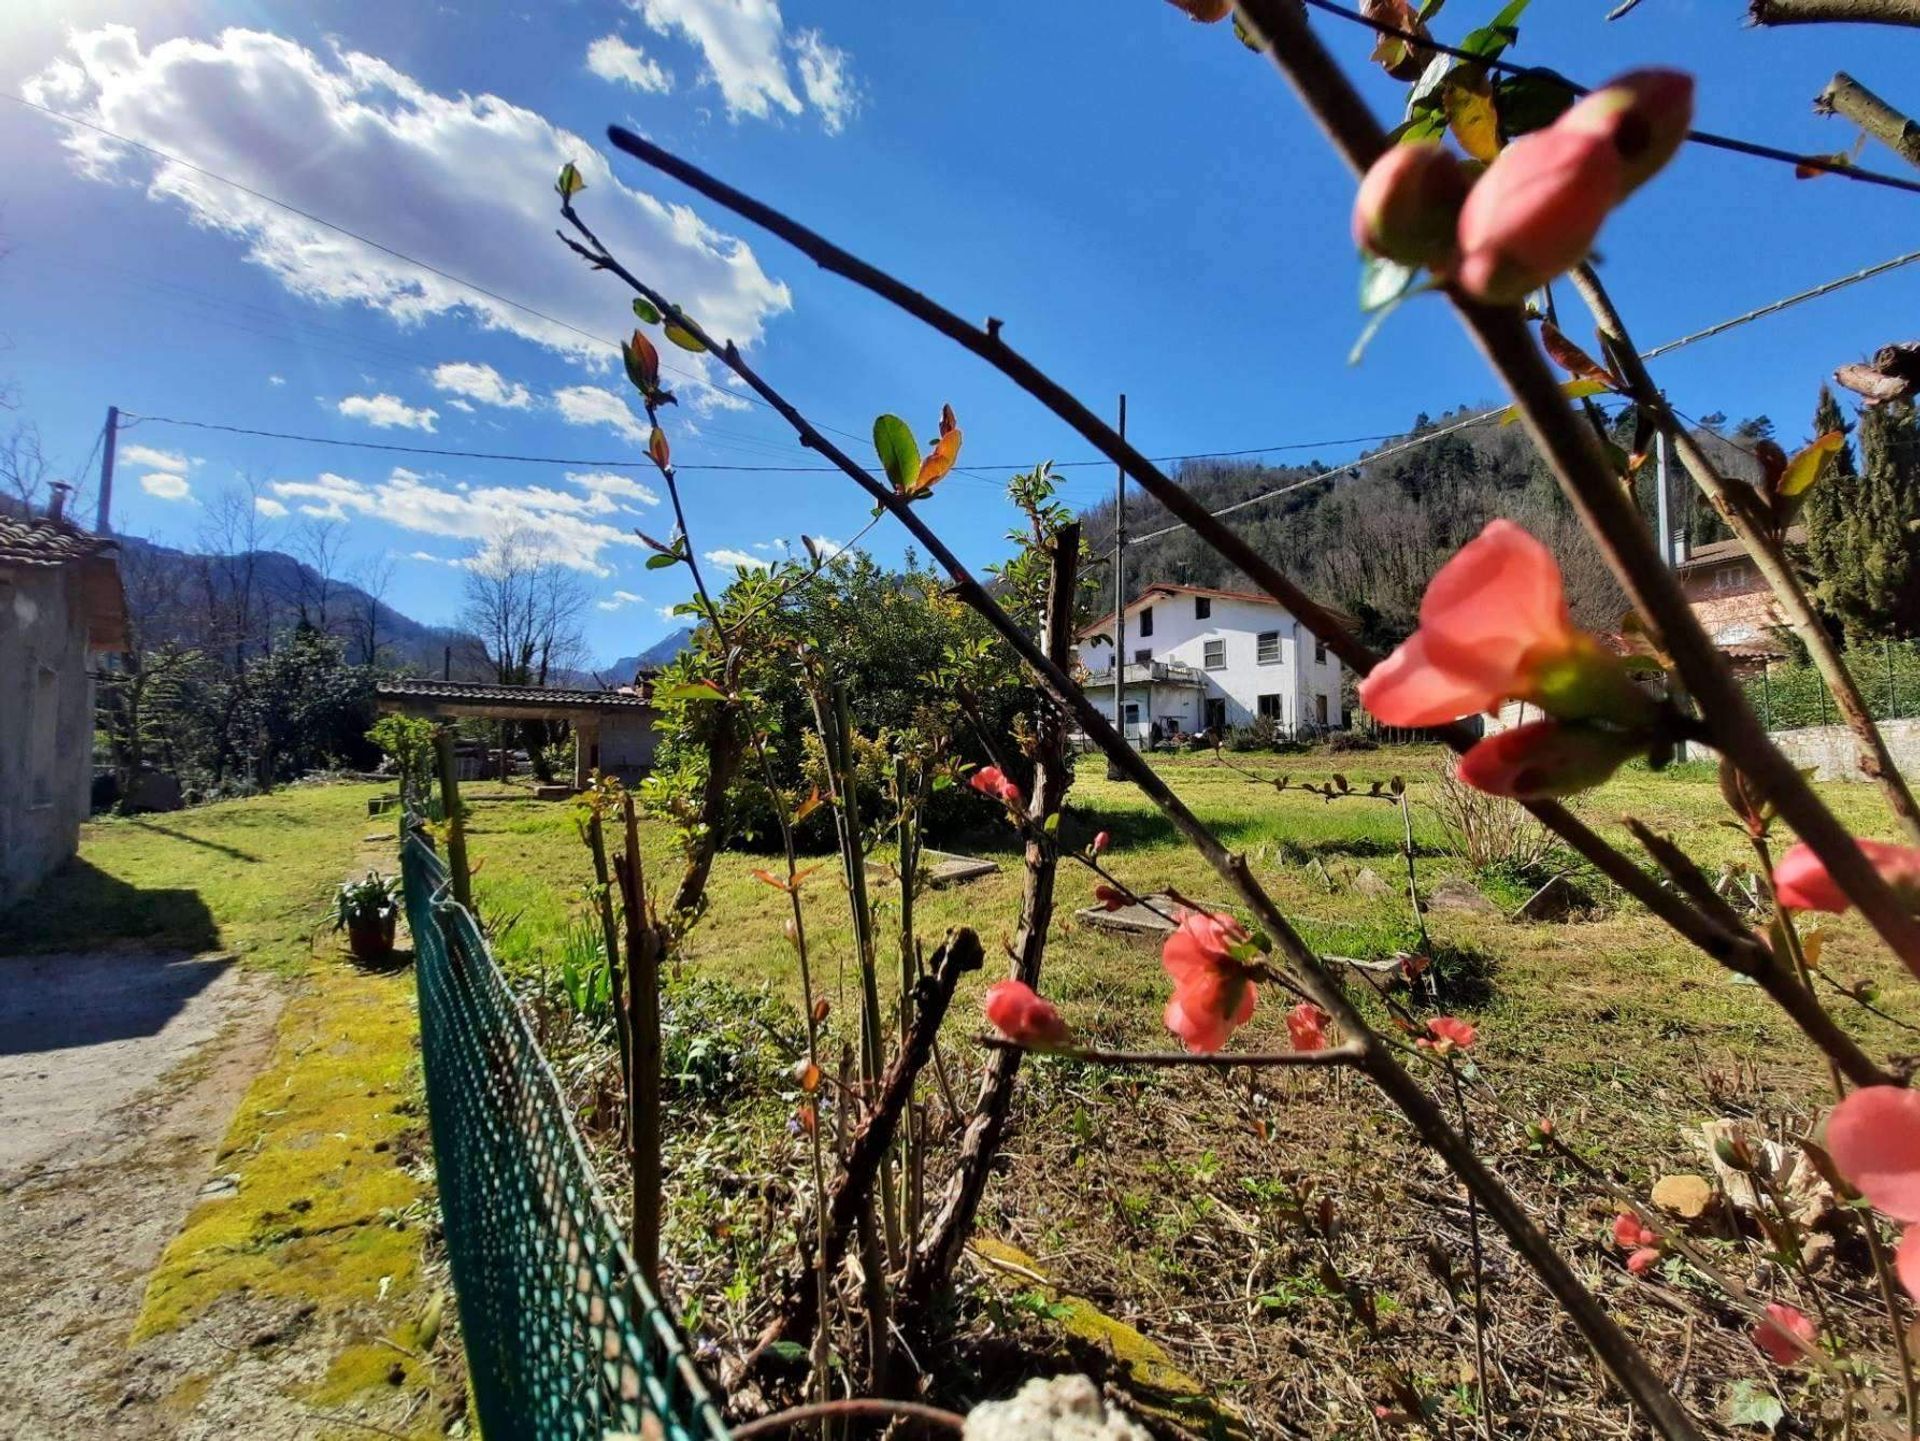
402, 827, 730, 1441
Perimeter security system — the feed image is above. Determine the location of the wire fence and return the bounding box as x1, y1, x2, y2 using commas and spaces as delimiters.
1744, 638, 1920, 733
401, 825, 730, 1441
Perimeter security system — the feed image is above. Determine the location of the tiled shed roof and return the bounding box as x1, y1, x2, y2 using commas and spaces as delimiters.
376, 678, 653, 711
0, 512, 118, 569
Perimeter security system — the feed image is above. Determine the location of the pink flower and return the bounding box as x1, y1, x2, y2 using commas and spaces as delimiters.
1456, 127, 1623, 303
1827, 1085, 1920, 1299
1773, 839, 1920, 914
1455, 720, 1641, 800
1091, 830, 1111, 856
1360, 521, 1644, 732
1753, 1303, 1817, 1366
1352, 141, 1471, 273
1416, 1015, 1477, 1055
1557, 70, 1694, 198
1612, 1211, 1661, 1275
1162, 909, 1259, 1054
983, 980, 1072, 1052
1286, 1001, 1330, 1052
969, 765, 1023, 808
1612, 1212, 1658, 1251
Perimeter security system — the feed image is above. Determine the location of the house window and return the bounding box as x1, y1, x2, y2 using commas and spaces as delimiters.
1257, 693, 1283, 720
1138, 606, 1154, 638
1713, 564, 1752, 593
1256, 631, 1281, 665
1203, 639, 1226, 670
1134, 648, 1152, 665
1194, 596, 1211, 620
1123, 703, 1140, 730
1314, 637, 1328, 665
1315, 694, 1330, 727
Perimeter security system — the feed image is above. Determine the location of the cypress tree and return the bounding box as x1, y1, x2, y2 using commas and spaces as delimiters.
1804, 385, 1920, 639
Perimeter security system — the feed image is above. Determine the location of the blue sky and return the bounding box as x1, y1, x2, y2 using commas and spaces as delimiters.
3, 0, 1918, 667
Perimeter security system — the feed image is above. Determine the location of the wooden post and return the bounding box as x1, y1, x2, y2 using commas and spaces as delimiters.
434, 727, 473, 913
574, 718, 596, 790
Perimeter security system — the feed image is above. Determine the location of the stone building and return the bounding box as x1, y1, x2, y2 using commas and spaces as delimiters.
0, 502, 128, 906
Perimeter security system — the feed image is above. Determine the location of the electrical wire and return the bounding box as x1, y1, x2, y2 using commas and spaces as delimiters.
1298, 0, 1920, 198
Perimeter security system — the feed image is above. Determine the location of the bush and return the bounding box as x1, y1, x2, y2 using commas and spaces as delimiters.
1426, 756, 1556, 871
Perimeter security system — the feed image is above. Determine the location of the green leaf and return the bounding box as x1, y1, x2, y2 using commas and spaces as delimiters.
631, 296, 662, 325
645, 552, 681, 571
663, 321, 706, 353
555, 162, 585, 199
765, 1340, 810, 1364
1721, 1380, 1784, 1433
872, 414, 920, 491
1359, 255, 1422, 314
1494, 69, 1577, 139
1460, 0, 1530, 60
658, 680, 728, 704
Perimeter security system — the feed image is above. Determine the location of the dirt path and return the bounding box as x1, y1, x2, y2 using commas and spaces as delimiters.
0, 948, 284, 1436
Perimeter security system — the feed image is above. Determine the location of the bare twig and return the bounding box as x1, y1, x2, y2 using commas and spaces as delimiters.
905, 521, 1080, 1315
1751, 0, 1920, 26
746, 929, 985, 1377
1817, 72, 1920, 171
730, 1398, 966, 1439
1568, 262, 1920, 847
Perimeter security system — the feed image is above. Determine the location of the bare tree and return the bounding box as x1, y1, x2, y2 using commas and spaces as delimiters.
1, 422, 49, 511
459, 527, 590, 779
288, 516, 348, 635
349, 552, 397, 667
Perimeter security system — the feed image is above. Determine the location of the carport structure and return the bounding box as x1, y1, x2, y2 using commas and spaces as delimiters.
373, 678, 657, 789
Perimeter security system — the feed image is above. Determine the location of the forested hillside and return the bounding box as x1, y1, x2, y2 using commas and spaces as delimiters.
1077, 404, 1773, 649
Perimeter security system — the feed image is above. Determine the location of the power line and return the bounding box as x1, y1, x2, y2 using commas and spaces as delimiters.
1299, 0, 1920, 199
1124, 243, 1920, 547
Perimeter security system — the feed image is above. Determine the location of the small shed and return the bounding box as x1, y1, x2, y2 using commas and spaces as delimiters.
373, 678, 658, 788
1, 504, 129, 907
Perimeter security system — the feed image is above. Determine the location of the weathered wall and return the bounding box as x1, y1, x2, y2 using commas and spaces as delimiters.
0, 566, 97, 907
597, 712, 657, 775
1768, 719, 1920, 784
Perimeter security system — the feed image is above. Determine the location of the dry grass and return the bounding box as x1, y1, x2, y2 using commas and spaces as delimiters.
474, 748, 1919, 1436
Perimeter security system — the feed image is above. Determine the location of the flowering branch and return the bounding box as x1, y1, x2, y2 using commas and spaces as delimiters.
1565, 261, 1920, 846
582, 140, 1713, 1441
1236, 0, 1920, 986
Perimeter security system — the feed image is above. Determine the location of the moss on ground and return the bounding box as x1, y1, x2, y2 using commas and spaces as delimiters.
134, 958, 427, 1339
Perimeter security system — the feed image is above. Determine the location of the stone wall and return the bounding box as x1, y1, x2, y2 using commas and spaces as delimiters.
1768, 718, 1920, 782
0, 564, 98, 907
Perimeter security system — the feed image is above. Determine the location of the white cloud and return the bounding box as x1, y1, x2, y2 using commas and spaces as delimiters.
26, 25, 792, 383
554, 385, 646, 442
269, 467, 640, 574
565, 470, 660, 508
634, 0, 855, 131
703, 547, 770, 570
268, 373, 286, 386
121, 443, 188, 472
338, 393, 438, 431
254, 495, 289, 518
791, 30, 856, 134
586, 34, 673, 94
140, 471, 192, 501
596, 588, 646, 612
656, 603, 681, 621
431, 361, 532, 410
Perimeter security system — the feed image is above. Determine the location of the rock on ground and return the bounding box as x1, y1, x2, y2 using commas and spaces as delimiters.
965, 1375, 1152, 1441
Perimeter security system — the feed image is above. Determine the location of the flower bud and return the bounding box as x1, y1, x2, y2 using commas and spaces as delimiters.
1092, 830, 1112, 856
984, 980, 1072, 1051
1456, 720, 1642, 801
1352, 141, 1471, 272
1558, 69, 1693, 199
1455, 128, 1622, 304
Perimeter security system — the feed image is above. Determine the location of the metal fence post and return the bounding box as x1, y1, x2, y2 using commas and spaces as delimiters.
1889, 637, 1898, 722
1762, 661, 1772, 732
434, 727, 473, 913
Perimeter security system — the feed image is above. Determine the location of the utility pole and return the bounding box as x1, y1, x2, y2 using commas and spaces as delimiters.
1107, 394, 1128, 781
95, 405, 118, 534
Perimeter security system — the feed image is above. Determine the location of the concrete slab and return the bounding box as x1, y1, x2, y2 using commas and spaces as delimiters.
1075, 892, 1180, 935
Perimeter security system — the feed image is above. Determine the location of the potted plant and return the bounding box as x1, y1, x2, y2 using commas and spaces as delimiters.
334, 871, 401, 965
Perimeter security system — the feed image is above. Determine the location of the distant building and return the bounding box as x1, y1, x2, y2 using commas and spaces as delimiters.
1075, 583, 1346, 742
1675, 527, 1802, 668
0, 501, 129, 906
373, 677, 658, 786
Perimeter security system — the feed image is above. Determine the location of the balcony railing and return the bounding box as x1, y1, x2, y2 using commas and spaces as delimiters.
1079, 658, 1207, 688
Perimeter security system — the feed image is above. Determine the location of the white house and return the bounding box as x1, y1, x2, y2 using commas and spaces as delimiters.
1075, 583, 1345, 743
